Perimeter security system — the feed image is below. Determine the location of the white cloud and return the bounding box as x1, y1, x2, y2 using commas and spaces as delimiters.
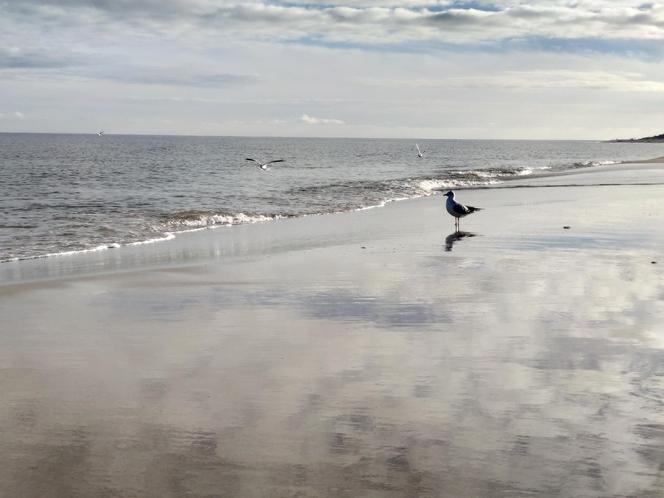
300, 113, 345, 125
360, 70, 664, 93
3, 1, 664, 46
0, 111, 25, 119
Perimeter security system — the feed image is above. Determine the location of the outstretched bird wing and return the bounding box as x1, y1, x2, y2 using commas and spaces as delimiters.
245, 158, 259, 163
265, 159, 285, 165
416, 143, 421, 154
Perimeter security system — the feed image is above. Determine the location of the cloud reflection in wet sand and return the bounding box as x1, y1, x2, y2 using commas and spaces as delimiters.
1, 228, 664, 496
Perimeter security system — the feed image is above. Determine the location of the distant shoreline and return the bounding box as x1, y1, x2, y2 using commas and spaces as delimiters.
607, 132, 664, 143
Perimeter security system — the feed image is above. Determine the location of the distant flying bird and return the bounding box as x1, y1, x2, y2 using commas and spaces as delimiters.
443, 190, 481, 231
245, 158, 285, 171
416, 143, 424, 158
97, 131, 104, 136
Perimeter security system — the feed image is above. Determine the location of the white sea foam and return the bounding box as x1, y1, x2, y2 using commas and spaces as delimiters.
594, 160, 621, 166
354, 196, 411, 212
8, 243, 123, 262
47, 243, 122, 256
128, 233, 176, 245
416, 178, 499, 194
473, 171, 500, 179
575, 160, 621, 167
162, 212, 283, 228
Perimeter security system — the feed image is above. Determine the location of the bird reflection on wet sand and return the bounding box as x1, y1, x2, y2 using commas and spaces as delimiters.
445, 231, 477, 251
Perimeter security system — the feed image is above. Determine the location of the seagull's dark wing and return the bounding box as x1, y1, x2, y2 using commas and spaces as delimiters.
266, 159, 285, 165
452, 202, 471, 216
245, 158, 258, 163
454, 202, 480, 215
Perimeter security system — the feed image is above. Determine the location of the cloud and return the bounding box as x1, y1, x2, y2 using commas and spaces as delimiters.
0, 53, 257, 88
0, 111, 25, 119
0, 48, 79, 69
97, 68, 258, 87
4, 1, 664, 47
300, 113, 345, 125
360, 70, 664, 93
461, 70, 664, 92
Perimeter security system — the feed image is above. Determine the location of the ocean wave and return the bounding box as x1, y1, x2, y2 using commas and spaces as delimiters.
159, 211, 285, 229
1, 243, 122, 263
1, 212, 288, 263
413, 166, 546, 194
287, 166, 534, 199
128, 233, 176, 245
573, 160, 621, 168
415, 177, 500, 194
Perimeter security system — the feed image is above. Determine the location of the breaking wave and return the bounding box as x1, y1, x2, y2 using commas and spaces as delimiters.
573, 160, 622, 167
157, 211, 286, 229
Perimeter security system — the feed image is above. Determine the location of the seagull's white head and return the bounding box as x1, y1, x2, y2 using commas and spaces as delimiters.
443, 190, 455, 198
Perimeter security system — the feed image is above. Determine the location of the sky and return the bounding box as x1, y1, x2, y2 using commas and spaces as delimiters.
1, 0, 664, 139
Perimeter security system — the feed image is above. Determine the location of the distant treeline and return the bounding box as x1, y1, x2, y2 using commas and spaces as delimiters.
608, 132, 664, 143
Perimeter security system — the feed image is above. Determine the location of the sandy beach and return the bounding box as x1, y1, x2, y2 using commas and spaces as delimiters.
2, 163, 664, 497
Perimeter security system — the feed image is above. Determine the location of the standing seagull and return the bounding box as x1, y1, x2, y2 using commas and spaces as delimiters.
416, 143, 424, 158
443, 190, 481, 231
245, 158, 285, 171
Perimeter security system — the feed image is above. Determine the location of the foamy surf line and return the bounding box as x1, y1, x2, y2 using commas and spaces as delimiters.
0, 213, 288, 264
1, 243, 123, 264
575, 160, 622, 167
2, 227, 245, 264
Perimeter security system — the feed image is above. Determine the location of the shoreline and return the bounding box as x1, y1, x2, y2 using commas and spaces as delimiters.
3, 158, 664, 283
621, 155, 664, 164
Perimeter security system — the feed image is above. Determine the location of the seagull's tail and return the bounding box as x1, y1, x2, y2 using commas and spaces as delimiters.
467, 206, 482, 213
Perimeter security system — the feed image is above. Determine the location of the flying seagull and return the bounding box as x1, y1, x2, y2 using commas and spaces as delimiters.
97, 131, 104, 136
443, 190, 481, 231
245, 158, 285, 171
416, 143, 424, 158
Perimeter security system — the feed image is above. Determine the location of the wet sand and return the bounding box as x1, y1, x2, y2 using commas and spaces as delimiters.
622, 156, 664, 164
1, 164, 664, 497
